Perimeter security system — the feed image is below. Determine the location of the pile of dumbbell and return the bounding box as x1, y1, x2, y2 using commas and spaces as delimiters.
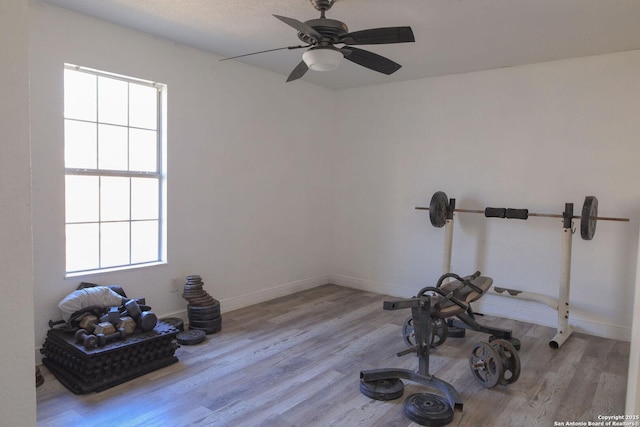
182, 275, 222, 335
73, 299, 158, 350
41, 319, 180, 394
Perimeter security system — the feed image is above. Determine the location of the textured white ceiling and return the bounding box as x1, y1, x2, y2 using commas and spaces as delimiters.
38, 0, 640, 90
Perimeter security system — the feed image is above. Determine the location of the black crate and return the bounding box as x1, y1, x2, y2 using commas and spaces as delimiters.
41, 320, 180, 394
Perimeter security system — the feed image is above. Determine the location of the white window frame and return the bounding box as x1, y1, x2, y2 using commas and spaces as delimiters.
64, 64, 167, 276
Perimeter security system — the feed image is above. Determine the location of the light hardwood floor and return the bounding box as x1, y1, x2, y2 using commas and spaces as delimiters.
37, 284, 629, 426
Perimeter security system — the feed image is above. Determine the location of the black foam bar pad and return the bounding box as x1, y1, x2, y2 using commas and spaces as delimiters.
485, 207, 506, 218
506, 208, 529, 220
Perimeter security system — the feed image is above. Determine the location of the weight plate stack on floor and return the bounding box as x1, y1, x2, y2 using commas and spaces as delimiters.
182, 275, 222, 335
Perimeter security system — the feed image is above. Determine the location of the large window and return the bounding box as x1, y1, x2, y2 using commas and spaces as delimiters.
64, 64, 166, 275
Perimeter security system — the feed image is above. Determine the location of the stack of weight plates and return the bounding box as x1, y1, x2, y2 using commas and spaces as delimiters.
182, 275, 222, 335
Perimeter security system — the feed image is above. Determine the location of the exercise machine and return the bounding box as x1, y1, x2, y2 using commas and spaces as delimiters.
360, 271, 520, 426
416, 191, 629, 349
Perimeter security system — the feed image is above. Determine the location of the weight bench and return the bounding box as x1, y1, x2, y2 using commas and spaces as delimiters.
360, 271, 522, 425
401, 271, 519, 352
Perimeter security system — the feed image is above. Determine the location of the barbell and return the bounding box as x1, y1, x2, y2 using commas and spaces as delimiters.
416, 191, 629, 240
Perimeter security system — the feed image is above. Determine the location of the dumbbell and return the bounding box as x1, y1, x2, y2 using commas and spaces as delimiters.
99, 307, 121, 324
74, 329, 97, 349
96, 328, 127, 347
78, 314, 98, 333
124, 299, 141, 319
138, 310, 157, 332
124, 300, 157, 331
48, 319, 66, 329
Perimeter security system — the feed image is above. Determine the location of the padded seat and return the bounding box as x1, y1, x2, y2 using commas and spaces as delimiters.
431, 275, 493, 319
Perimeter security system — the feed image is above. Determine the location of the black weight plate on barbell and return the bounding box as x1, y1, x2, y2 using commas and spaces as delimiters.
360, 378, 404, 401
403, 392, 454, 426
176, 330, 206, 345
429, 191, 449, 228
581, 196, 598, 240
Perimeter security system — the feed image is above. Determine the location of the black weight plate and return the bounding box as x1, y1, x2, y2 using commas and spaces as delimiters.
359, 378, 404, 401
490, 339, 521, 385
402, 316, 415, 347
188, 324, 221, 335
446, 319, 466, 338
403, 393, 454, 426
488, 335, 521, 351
188, 312, 221, 322
430, 318, 448, 348
176, 330, 206, 345
469, 341, 503, 388
186, 295, 215, 305
187, 310, 220, 320
189, 318, 222, 329
187, 300, 220, 312
429, 191, 449, 228
581, 196, 598, 240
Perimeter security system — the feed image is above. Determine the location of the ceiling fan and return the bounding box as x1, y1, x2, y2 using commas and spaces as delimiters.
221, 0, 415, 82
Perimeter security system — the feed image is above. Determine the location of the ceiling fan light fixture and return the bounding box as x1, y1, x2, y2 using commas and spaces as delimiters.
302, 47, 342, 71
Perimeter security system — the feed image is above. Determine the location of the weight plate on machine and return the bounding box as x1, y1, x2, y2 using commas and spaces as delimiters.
402, 317, 448, 348
403, 392, 454, 426
581, 196, 598, 240
359, 378, 404, 401
490, 339, 521, 385
469, 341, 503, 388
488, 334, 521, 351
429, 191, 449, 228
430, 318, 448, 348
176, 330, 206, 345
402, 316, 415, 347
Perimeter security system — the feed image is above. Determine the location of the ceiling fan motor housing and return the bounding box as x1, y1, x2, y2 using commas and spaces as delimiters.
310, 0, 336, 12
298, 18, 348, 44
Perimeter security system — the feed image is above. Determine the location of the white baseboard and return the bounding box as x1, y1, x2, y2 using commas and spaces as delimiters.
218, 275, 331, 313
329, 274, 632, 342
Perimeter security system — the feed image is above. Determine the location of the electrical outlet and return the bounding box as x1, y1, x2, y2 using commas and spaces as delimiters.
170, 278, 181, 293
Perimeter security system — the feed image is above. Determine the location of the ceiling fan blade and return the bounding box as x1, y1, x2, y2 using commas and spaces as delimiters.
219, 45, 309, 61
340, 46, 401, 75
340, 26, 415, 45
286, 60, 309, 82
273, 14, 322, 42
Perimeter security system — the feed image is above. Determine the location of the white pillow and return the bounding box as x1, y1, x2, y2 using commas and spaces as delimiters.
58, 286, 125, 321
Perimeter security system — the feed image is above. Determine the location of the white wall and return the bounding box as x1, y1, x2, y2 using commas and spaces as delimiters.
29, 2, 334, 354
24, 0, 640, 419
627, 228, 640, 413
331, 51, 640, 341
0, 0, 36, 425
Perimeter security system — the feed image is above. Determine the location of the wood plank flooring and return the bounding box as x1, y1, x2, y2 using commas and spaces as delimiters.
37, 284, 630, 426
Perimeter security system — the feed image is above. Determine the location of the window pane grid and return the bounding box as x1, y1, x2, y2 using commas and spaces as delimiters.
64, 64, 164, 275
